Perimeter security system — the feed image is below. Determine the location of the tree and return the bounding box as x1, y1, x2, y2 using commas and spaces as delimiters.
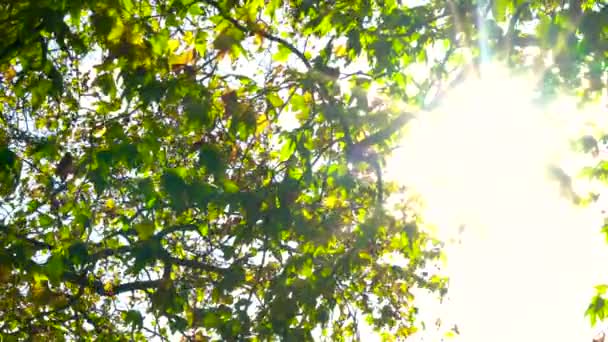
0, 0, 605, 340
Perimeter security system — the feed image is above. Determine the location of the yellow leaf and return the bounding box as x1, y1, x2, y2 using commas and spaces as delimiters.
169, 49, 196, 70
105, 198, 115, 209
256, 113, 269, 134
323, 195, 339, 208
302, 209, 313, 220
254, 33, 264, 47
3, 65, 16, 83
168, 39, 180, 52
93, 126, 106, 138
358, 251, 372, 261
184, 31, 194, 45
334, 44, 347, 57
104, 282, 114, 294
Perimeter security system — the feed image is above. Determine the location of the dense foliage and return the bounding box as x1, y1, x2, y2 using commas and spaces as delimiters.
0, 0, 606, 340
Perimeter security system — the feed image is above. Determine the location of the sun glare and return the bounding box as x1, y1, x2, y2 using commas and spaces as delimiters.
387, 64, 608, 341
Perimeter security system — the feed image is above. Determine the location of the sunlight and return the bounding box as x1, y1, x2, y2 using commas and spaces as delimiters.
387, 64, 608, 341
393, 65, 564, 236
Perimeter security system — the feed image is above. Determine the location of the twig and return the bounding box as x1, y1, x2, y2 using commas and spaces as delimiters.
202, 0, 311, 69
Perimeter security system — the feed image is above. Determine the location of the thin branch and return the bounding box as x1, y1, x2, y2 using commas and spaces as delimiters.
62, 271, 162, 296
350, 112, 415, 152
504, 1, 531, 60
202, 0, 311, 69
161, 253, 225, 273
371, 11, 449, 39
0, 224, 52, 250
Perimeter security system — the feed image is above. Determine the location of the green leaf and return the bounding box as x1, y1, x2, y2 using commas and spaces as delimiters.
198, 144, 225, 178
150, 30, 170, 56
0, 146, 21, 197
273, 45, 291, 62
290, 93, 310, 122
67, 242, 89, 266
347, 29, 362, 56
161, 169, 190, 211
124, 310, 144, 329
134, 221, 156, 240
45, 254, 65, 283
93, 73, 117, 97
279, 138, 296, 162
38, 214, 54, 228
30, 79, 54, 109
213, 28, 245, 53
107, 18, 124, 43
185, 99, 211, 129
202, 311, 220, 329
188, 3, 203, 16
120, 0, 134, 12
267, 93, 283, 108
222, 179, 239, 193
219, 265, 245, 292
300, 258, 313, 278
492, 0, 511, 22
131, 239, 162, 274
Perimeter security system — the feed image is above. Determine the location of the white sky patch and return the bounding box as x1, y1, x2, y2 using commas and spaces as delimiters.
385, 64, 608, 341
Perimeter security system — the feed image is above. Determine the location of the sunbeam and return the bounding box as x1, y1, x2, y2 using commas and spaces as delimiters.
388, 64, 608, 341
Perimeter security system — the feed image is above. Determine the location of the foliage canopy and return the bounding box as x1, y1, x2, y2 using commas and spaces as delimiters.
0, 0, 606, 340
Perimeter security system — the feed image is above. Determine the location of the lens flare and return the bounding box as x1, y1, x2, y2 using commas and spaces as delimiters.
388, 64, 608, 341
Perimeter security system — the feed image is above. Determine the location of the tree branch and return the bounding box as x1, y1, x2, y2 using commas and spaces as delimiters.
351, 112, 415, 152
160, 252, 225, 273
62, 271, 162, 296
202, 0, 311, 69
504, 1, 531, 58
0, 225, 53, 250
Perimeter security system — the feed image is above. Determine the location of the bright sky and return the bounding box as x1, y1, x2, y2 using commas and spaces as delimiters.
384, 64, 608, 341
